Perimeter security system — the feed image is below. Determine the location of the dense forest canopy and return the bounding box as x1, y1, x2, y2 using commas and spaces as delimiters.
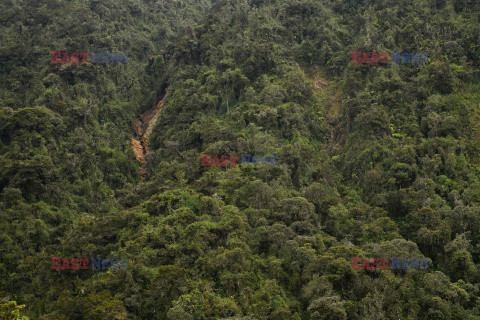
1, 0, 480, 319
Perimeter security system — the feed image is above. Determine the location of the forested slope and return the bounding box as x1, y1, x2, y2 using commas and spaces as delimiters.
1, 0, 480, 319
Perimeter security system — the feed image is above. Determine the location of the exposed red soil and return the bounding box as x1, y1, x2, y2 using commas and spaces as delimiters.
131, 93, 168, 178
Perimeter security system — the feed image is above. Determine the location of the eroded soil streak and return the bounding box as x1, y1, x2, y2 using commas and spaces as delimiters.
131, 93, 168, 178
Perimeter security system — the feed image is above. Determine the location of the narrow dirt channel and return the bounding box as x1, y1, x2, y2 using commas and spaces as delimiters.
131, 92, 168, 178
297, 65, 343, 156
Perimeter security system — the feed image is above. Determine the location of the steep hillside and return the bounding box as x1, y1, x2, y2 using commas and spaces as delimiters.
1, 0, 480, 319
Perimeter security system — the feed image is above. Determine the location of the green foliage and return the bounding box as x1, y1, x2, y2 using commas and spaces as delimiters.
0, 301, 29, 320
2, 0, 480, 319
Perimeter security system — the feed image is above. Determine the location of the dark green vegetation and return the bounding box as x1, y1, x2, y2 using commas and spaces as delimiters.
1, 0, 480, 319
